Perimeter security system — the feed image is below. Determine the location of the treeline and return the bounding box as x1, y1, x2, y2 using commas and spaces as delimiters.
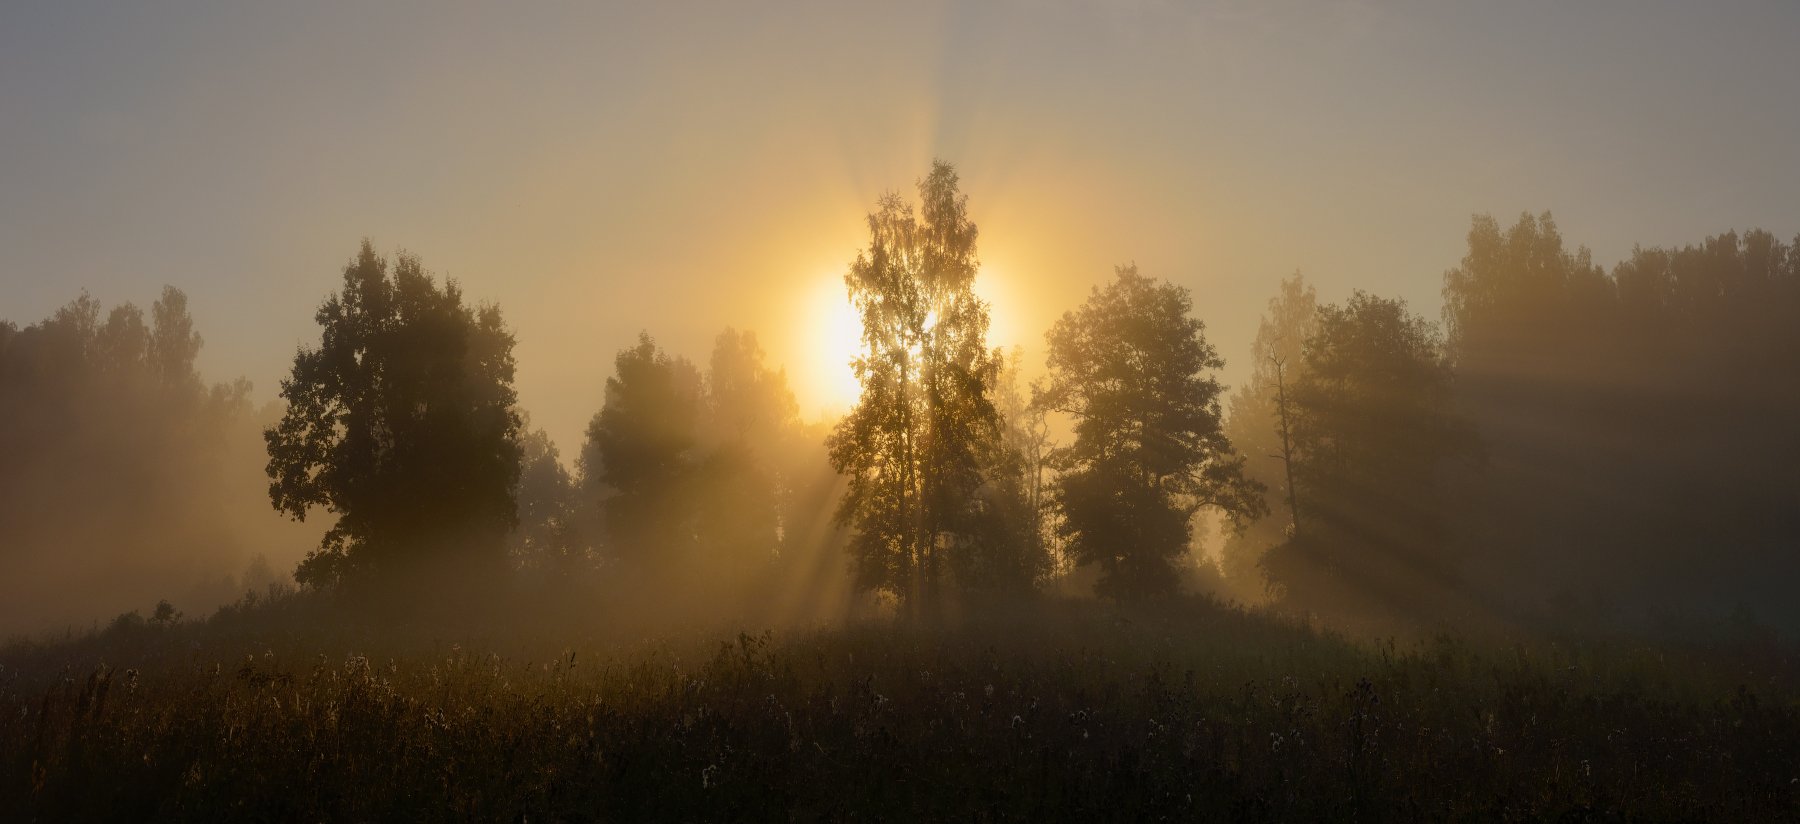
1222, 214, 1800, 635
0, 289, 304, 632
7, 163, 1800, 637
259, 244, 849, 625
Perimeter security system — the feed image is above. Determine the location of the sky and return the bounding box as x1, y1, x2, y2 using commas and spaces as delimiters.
5, 0, 1800, 456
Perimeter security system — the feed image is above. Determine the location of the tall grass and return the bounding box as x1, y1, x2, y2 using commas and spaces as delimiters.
4, 594, 1797, 820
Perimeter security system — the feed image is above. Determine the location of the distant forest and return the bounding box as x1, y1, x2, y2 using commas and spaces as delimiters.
5, 161, 1799, 639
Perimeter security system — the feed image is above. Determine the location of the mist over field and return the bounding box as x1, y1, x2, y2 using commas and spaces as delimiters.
6, 2, 1800, 820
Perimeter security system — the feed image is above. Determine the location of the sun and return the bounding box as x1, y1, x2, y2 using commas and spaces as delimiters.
799, 266, 1023, 419
805, 273, 866, 415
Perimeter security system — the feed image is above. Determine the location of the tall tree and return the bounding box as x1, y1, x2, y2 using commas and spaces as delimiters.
1438, 213, 1618, 622
943, 347, 1052, 595
265, 241, 521, 590
1037, 265, 1264, 600
1261, 292, 1473, 620
828, 160, 1006, 613
1218, 272, 1318, 599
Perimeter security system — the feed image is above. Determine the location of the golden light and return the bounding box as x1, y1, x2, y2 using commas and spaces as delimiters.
805, 273, 865, 416
972, 266, 1020, 353
799, 265, 1025, 419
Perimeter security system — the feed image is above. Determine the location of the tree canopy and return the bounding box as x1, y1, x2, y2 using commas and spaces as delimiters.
265, 241, 522, 591
1261, 292, 1474, 621
0, 287, 284, 631
1037, 264, 1264, 600
827, 160, 1020, 613
1442, 213, 1800, 630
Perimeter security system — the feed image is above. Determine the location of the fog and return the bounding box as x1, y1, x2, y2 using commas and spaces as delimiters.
6, 4, 1800, 644
8, 201, 1800, 643
0, 289, 317, 634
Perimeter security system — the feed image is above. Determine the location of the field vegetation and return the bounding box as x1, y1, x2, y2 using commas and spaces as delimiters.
5, 593, 1797, 821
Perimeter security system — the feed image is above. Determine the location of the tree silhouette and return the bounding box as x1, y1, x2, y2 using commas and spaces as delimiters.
983, 347, 1055, 586
1443, 213, 1800, 631
1218, 272, 1318, 600
584, 332, 705, 575
828, 160, 1007, 615
265, 241, 521, 591
573, 327, 822, 607
694, 329, 794, 582
1261, 291, 1474, 621
1038, 265, 1264, 600
708, 328, 800, 446
0, 286, 269, 631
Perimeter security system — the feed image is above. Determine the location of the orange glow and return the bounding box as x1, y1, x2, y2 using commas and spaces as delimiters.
801, 273, 865, 418
797, 265, 1023, 419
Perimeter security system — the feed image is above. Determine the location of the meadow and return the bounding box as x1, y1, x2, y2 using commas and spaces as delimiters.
4, 594, 1796, 821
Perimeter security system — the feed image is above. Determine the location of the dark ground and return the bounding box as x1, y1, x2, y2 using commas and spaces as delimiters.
4, 595, 1798, 821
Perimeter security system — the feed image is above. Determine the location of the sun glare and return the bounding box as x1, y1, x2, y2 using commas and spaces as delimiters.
803, 267, 1023, 418
807, 274, 865, 416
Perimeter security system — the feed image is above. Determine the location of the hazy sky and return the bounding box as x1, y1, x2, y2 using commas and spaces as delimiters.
6, 1, 1800, 454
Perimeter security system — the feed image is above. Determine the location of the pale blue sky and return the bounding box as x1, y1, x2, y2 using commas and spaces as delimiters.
5, 1, 1799, 452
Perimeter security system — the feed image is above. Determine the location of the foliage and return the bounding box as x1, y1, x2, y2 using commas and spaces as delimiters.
264, 241, 521, 591
576, 329, 835, 604
957, 347, 1055, 593
1038, 265, 1265, 600
696, 328, 799, 583
0, 286, 280, 632
1442, 214, 1800, 631
1262, 292, 1474, 622
828, 160, 1014, 612
584, 332, 707, 572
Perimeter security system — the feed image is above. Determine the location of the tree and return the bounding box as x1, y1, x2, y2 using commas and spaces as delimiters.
571, 326, 844, 617
1261, 291, 1473, 620
1443, 214, 1800, 632
265, 241, 521, 591
828, 160, 1006, 614
511, 421, 581, 572
0, 286, 277, 633
1218, 272, 1318, 599
707, 327, 800, 448
1037, 265, 1264, 600
694, 329, 796, 581
582, 332, 705, 575
989, 347, 1056, 577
